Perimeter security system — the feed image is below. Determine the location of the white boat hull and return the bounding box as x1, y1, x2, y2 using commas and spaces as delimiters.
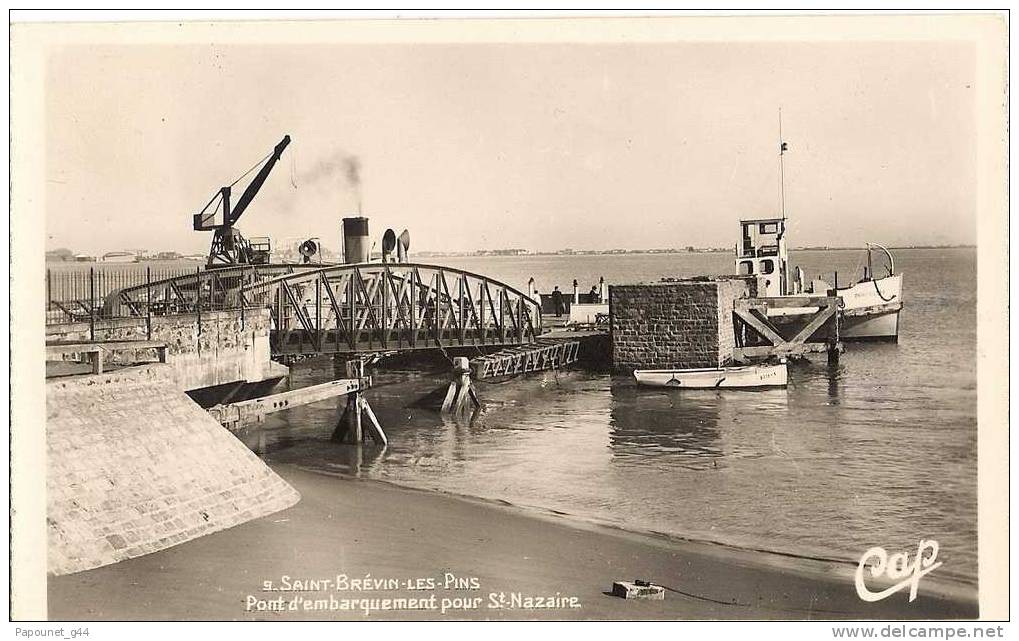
634, 363, 788, 389
842, 306, 901, 340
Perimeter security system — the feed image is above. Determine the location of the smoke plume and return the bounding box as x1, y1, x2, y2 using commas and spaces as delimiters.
296, 149, 363, 214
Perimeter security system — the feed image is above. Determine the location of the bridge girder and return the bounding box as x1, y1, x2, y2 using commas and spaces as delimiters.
111, 263, 543, 356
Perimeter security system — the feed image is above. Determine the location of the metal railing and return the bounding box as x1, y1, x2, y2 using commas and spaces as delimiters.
45, 265, 197, 326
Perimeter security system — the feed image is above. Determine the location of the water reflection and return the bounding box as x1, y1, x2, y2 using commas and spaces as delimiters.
608, 377, 793, 470
825, 361, 845, 404
608, 378, 723, 465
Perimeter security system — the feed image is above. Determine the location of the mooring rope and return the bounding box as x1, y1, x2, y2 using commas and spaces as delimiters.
872, 278, 897, 303
657, 584, 750, 607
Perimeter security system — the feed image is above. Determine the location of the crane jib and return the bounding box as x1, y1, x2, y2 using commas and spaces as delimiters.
225, 135, 291, 226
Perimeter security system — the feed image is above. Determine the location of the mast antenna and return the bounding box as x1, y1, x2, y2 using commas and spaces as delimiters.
778, 107, 787, 220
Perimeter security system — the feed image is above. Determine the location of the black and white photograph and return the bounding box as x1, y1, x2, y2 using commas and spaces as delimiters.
8, 10, 1011, 631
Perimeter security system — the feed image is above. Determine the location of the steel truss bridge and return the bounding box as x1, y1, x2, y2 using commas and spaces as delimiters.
108, 263, 543, 356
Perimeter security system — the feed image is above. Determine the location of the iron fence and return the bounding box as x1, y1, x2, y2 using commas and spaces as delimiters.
45, 264, 199, 326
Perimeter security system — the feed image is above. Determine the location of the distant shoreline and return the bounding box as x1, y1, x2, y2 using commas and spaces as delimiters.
43, 245, 978, 264
418, 245, 976, 258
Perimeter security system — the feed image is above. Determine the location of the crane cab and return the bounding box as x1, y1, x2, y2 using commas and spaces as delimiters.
735, 217, 788, 297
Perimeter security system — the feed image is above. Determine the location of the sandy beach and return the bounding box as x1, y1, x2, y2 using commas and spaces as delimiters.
48, 464, 978, 621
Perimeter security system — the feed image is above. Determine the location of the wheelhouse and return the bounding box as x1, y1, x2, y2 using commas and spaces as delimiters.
735, 217, 788, 297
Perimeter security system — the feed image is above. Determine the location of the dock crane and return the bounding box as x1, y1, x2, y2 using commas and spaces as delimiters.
193, 135, 291, 267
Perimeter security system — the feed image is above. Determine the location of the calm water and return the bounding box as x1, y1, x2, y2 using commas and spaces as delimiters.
241, 248, 978, 585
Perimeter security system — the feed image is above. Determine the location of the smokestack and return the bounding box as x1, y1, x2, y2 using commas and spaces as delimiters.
342, 216, 370, 264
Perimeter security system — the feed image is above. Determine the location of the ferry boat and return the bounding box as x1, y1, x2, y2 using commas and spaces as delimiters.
634, 362, 788, 389
735, 217, 902, 341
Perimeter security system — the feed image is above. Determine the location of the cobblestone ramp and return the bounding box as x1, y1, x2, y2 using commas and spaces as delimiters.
46, 364, 300, 575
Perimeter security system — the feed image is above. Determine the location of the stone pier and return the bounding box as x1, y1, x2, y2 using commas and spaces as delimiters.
609, 277, 753, 372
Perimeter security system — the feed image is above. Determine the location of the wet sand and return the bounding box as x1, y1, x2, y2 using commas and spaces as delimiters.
48, 464, 978, 621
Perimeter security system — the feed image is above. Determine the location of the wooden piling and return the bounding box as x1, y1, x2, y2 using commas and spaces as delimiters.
441, 356, 481, 415
333, 358, 387, 446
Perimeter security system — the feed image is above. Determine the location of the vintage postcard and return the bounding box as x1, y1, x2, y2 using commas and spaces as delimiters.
8, 11, 1010, 631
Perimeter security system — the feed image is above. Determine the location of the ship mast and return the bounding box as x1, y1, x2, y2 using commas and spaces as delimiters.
778, 107, 786, 220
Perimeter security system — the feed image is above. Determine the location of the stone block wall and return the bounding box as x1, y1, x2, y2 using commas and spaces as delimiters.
45, 309, 284, 391
609, 278, 750, 371
714, 278, 752, 367
46, 364, 300, 576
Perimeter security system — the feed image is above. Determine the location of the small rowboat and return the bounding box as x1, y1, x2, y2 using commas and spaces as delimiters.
633, 363, 787, 389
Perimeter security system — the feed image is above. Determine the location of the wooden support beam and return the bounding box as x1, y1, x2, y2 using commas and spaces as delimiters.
209, 376, 367, 430
733, 306, 786, 346
733, 343, 831, 359
788, 302, 837, 345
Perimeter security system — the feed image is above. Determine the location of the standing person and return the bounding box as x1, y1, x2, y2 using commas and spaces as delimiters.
551, 286, 564, 318
589, 285, 600, 303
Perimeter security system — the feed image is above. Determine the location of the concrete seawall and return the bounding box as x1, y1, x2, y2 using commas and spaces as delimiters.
46, 364, 300, 576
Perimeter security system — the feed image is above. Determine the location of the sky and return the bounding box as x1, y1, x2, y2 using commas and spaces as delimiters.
44, 36, 977, 256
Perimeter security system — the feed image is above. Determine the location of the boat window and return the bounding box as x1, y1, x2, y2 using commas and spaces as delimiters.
760, 222, 779, 234
738, 261, 754, 275
761, 259, 775, 274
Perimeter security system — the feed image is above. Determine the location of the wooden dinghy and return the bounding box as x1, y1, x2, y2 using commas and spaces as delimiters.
633, 362, 788, 389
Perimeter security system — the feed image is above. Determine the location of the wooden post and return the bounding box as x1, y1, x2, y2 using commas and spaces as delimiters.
89, 266, 95, 341
349, 393, 364, 442
333, 359, 387, 445
196, 266, 202, 336
827, 297, 842, 365
91, 346, 103, 374
146, 266, 152, 341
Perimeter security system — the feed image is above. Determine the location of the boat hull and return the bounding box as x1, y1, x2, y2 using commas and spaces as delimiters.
634, 363, 788, 389
842, 307, 901, 341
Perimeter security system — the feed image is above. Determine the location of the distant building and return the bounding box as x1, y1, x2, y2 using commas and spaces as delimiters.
46, 249, 73, 262
477, 249, 528, 256
101, 251, 137, 263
